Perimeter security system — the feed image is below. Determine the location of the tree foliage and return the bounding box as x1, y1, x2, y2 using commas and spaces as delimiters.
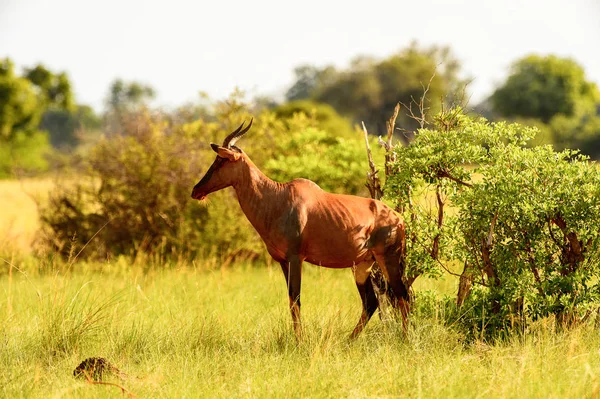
492, 55, 599, 123
490, 55, 600, 158
265, 127, 380, 195
385, 107, 600, 336
39, 105, 102, 149
24, 64, 75, 111
285, 43, 466, 136
0, 59, 50, 177
104, 79, 156, 136
106, 79, 155, 113
273, 100, 356, 138
285, 65, 337, 102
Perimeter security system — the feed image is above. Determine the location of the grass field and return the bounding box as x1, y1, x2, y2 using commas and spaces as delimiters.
2, 178, 600, 398
2, 264, 600, 398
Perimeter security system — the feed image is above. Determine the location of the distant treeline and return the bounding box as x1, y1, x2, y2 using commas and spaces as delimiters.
1, 42, 599, 178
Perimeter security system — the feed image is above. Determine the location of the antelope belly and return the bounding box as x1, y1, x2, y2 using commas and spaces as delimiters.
303, 235, 372, 268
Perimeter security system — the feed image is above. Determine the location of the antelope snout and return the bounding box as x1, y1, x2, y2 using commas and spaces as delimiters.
191, 187, 205, 200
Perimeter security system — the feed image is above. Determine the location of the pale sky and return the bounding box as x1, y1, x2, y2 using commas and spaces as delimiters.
1, 0, 599, 111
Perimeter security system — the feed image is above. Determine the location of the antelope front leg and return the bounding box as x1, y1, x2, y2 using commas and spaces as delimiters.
280, 257, 303, 339
373, 250, 411, 333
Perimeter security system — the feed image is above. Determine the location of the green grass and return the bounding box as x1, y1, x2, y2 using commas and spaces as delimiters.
2, 261, 600, 398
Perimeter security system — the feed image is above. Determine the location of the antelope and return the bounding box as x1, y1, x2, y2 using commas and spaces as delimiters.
191, 120, 410, 339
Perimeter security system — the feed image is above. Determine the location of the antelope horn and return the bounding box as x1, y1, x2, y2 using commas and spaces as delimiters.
222, 121, 245, 147
222, 118, 253, 148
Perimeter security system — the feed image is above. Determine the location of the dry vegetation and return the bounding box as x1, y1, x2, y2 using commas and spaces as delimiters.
0, 178, 54, 253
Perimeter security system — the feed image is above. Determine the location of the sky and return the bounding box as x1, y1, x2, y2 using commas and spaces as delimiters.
1, 0, 599, 112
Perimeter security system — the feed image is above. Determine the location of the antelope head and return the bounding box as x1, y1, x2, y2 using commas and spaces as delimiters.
191, 119, 253, 200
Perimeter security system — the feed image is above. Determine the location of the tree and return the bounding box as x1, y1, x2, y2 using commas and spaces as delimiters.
285, 65, 337, 102
0, 59, 42, 140
104, 79, 156, 135
23, 63, 98, 150
0, 58, 50, 177
265, 127, 380, 195
39, 105, 101, 149
492, 55, 599, 123
24, 64, 75, 111
106, 79, 155, 113
285, 43, 466, 136
385, 106, 600, 336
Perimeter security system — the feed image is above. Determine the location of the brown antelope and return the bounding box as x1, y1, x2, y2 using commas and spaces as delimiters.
191, 120, 410, 339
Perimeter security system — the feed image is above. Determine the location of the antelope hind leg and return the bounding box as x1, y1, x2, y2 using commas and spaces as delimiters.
350, 261, 379, 339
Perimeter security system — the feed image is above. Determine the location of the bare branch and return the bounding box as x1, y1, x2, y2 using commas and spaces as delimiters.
386, 103, 400, 148
378, 136, 390, 151
400, 70, 437, 131
431, 186, 444, 260
436, 168, 473, 188
361, 122, 383, 200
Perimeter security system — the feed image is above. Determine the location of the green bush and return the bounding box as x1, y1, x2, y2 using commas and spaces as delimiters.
385, 107, 600, 336
41, 111, 273, 262
0, 130, 50, 178
455, 146, 600, 332
273, 100, 356, 138
40, 112, 212, 260
39, 98, 375, 261
265, 127, 381, 195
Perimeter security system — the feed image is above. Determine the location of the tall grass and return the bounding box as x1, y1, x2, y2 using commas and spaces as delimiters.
2, 262, 600, 398
2, 179, 600, 398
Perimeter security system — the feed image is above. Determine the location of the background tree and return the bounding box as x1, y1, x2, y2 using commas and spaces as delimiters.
285, 65, 337, 102
39, 105, 101, 149
0, 58, 50, 177
492, 55, 599, 123
285, 43, 466, 137
106, 79, 155, 113
273, 100, 356, 137
491, 54, 600, 157
24, 64, 75, 111
104, 79, 156, 135
24, 63, 100, 150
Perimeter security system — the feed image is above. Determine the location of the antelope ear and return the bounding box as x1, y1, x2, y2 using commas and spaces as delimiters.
215, 146, 241, 161
210, 143, 220, 153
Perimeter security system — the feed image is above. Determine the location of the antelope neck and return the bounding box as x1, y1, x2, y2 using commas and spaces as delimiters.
232, 158, 285, 237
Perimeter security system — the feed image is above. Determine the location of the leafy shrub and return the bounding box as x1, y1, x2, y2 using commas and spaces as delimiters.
41, 112, 211, 260
39, 98, 374, 262
385, 107, 600, 336
265, 127, 381, 195
273, 100, 356, 138
0, 130, 50, 178
456, 146, 600, 331
41, 111, 272, 262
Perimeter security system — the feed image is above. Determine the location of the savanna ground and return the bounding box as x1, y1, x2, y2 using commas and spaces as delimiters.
2, 179, 600, 398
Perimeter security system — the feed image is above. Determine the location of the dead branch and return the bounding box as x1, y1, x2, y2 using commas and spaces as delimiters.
362, 122, 384, 200
399, 70, 436, 130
